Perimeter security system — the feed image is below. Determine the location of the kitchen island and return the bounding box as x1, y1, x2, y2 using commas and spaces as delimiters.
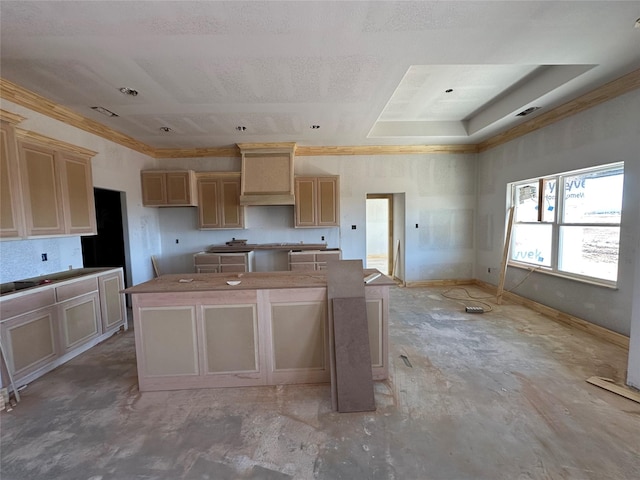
124, 269, 394, 392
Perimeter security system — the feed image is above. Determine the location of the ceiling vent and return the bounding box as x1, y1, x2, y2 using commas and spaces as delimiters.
90, 106, 118, 117
516, 106, 541, 117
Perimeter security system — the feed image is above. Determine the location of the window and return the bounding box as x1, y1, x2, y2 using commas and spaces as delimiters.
508, 163, 624, 286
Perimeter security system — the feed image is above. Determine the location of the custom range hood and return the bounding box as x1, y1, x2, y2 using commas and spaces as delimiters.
238, 142, 296, 205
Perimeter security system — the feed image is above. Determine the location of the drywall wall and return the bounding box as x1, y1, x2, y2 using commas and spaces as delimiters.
155, 154, 477, 282
627, 201, 640, 388
0, 100, 159, 287
475, 89, 640, 336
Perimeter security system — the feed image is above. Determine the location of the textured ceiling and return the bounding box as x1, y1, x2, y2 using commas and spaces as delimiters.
1, 1, 639, 149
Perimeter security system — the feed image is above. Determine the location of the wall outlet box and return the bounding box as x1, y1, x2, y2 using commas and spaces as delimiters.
465, 306, 485, 313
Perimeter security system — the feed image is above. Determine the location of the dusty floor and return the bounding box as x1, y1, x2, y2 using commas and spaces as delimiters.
1, 286, 639, 480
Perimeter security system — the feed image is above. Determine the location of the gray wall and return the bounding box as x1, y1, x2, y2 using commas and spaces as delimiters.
475, 89, 640, 336
155, 154, 477, 283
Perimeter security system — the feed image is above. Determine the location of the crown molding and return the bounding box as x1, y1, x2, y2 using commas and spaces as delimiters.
2, 68, 638, 159
478, 68, 640, 152
0, 77, 154, 157
15, 128, 98, 158
0, 108, 26, 125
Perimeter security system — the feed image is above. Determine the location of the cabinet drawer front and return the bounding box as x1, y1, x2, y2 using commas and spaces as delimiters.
289, 253, 315, 263
318, 251, 341, 261
219, 254, 246, 265
195, 254, 220, 265
56, 277, 97, 302
1, 289, 55, 320
289, 263, 316, 271
220, 264, 246, 273
197, 266, 219, 273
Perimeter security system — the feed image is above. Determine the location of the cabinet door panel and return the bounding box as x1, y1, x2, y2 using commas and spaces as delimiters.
203, 305, 258, 373
295, 178, 316, 226
20, 142, 65, 235
60, 293, 100, 351
60, 154, 96, 234
198, 179, 220, 228
271, 302, 326, 370
220, 178, 243, 228
99, 272, 125, 331
139, 307, 198, 376
166, 172, 190, 204
141, 172, 167, 206
318, 177, 339, 226
3, 308, 57, 375
0, 123, 24, 238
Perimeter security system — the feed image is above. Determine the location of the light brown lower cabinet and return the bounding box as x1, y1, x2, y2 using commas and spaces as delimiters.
194, 252, 254, 273
130, 282, 389, 392
58, 292, 101, 352
0, 268, 127, 389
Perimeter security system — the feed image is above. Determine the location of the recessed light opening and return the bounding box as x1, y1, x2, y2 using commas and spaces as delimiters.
159, 127, 172, 133
445, 89, 454, 93
310, 125, 320, 129
119, 87, 139, 96
236, 126, 247, 131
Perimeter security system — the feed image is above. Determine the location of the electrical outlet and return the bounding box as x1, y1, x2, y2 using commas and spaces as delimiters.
488, 267, 491, 273
321, 236, 325, 241
41, 253, 48, 261
175, 239, 179, 244
415, 223, 419, 228
351, 225, 356, 230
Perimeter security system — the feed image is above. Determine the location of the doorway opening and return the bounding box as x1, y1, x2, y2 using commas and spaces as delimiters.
366, 194, 393, 275
81, 188, 128, 286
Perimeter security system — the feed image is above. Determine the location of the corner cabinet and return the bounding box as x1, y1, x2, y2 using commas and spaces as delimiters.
16, 133, 97, 237
141, 170, 197, 207
294, 176, 340, 227
196, 173, 244, 229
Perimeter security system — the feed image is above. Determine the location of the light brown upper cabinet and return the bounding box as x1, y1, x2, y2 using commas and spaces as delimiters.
19, 140, 66, 236
141, 170, 197, 207
17, 136, 97, 237
0, 119, 25, 238
238, 143, 296, 205
294, 176, 340, 228
197, 173, 244, 229
59, 152, 97, 235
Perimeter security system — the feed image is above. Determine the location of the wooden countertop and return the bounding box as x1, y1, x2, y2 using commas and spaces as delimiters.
123, 269, 395, 295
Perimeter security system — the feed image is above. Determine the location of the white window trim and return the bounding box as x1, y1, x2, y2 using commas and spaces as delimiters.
507, 162, 623, 288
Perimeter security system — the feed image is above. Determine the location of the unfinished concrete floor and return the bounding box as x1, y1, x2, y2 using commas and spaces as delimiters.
1, 285, 639, 479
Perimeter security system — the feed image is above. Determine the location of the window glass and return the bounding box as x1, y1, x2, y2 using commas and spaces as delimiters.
514, 182, 539, 222
558, 226, 620, 281
562, 168, 623, 224
510, 224, 552, 267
